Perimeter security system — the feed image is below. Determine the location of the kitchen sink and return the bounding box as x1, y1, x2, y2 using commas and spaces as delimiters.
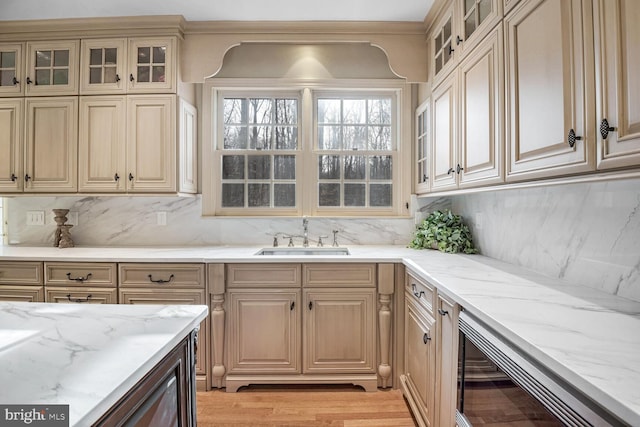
255, 247, 350, 256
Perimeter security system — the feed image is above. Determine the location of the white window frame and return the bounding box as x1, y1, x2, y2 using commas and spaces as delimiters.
202, 78, 411, 217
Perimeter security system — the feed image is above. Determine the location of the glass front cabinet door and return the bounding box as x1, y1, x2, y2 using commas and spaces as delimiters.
127, 37, 176, 93
25, 40, 79, 96
80, 38, 127, 94
415, 99, 431, 194
0, 43, 24, 96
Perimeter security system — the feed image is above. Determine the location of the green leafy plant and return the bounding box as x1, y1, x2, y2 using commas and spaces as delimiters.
409, 209, 478, 254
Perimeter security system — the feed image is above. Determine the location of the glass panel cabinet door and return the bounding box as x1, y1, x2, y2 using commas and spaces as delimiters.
0, 43, 24, 96
415, 99, 431, 194
127, 37, 176, 93
25, 40, 79, 96
431, 3, 457, 87
457, 0, 502, 60
80, 38, 126, 94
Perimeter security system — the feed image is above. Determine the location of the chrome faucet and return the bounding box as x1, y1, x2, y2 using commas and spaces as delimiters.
302, 217, 309, 248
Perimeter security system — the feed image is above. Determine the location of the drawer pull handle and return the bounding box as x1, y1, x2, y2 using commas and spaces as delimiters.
148, 274, 174, 284
423, 333, 431, 344
438, 308, 449, 316
67, 294, 92, 303
66, 272, 92, 282
412, 284, 425, 299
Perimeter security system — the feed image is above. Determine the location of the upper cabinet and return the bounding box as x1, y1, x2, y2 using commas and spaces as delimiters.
415, 99, 431, 194
593, 0, 640, 170
80, 37, 176, 95
505, 0, 594, 181
25, 40, 80, 96
0, 44, 24, 96
0, 99, 23, 192
431, 3, 458, 87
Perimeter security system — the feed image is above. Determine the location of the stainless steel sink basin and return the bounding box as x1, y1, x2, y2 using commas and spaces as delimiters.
255, 247, 350, 256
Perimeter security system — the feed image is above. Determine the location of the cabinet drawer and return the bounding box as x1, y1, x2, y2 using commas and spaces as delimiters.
45, 262, 117, 287
119, 263, 205, 288
405, 272, 435, 316
226, 264, 301, 288
303, 264, 376, 287
46, 287, 117, 304
0, 285, 45, 302
0, 262, 43, 285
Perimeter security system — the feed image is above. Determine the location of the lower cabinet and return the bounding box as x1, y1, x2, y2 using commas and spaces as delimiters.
0, 261, 44, 302
44, 262, 118, 304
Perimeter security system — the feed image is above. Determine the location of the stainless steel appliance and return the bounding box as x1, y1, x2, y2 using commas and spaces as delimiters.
456, 311, 624, 426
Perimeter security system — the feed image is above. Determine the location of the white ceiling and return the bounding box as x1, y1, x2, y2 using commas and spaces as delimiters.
0, 0, 434, 22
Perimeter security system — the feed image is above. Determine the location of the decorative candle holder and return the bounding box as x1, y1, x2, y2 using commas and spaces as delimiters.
52, 209, 73, 248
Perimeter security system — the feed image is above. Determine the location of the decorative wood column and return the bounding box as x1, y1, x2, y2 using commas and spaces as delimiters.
208, 263, 226, 389
377, 263, 395, 388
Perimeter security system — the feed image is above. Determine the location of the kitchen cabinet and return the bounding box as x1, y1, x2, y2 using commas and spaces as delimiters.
430, 3, 457, 88
431, 70, 457, 191
118, 263, 209, 389
0, 261, 44, 302
0, 43, 24, 97
415, 99, 431, 194
435, 293, 459, 427
505, 0, 595, 181
44, 262, 118, 304
593, 0, 640, 170
25, 40, 79, 96
0, 99, 22, 192
400, 272, 437, 427
80, 37, 177, 95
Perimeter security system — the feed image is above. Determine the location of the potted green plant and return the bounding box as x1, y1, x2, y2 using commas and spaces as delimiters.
409, 209, 478, 254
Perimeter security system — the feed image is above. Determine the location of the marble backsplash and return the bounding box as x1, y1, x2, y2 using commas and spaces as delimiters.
4, 195, 416, 247
447, 178, 640, 302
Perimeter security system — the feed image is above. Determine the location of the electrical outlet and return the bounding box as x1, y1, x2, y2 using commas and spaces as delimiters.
26, 211, 45, 226
475, 212, 484, 230
156, 211, 167, 226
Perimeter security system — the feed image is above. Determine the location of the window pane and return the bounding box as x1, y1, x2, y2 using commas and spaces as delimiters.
222, 183, 244, 207
104, 66, 117, 83
465, 0, 475, 14
53, 50, 69, 67
249, 99, 273, 124
317, 99, 340, 123
224, 98, 246, 124
370, 156, 392, 180
344, 183, 365, 206
89, 67, 102, 84
368, 99, 391, 124
248, 155, 271, 180
319, 183, 340, 206
90, 48, 102, 66
224, 126, 247, 149
479, 0, 491, 23
370, 184, 392, 207
343, 125, 366, 150
248, 126, 272, 149
1, 52, 15, 68
344, 155, 365, 180
274, 155, 295, 180
466, 16, 476, 38
248, 183, 270, 207
53, 69, 68, 85
152, 65, 165, 82
275, 126, 297, 149
274, 184, 296, 207
35, 69, 50, 85
138, 47, 151, 64
137, 66, 150, 82
343, 99, 366, 124
104, 48, 117, 65
35, 50, 51, 67
222, 155, 245, 179
443, 18, 452, 41
0, 70, 15, 86
152, 46, 166, 64
319, 155, 340, 180
275, 99, 297, 124
318, 125, 341, 150
368, 125, 391, 150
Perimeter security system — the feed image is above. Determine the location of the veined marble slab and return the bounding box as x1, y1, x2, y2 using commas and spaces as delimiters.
0, 302, 208, 427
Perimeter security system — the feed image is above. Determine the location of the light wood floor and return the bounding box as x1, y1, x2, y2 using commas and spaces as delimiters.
196, 385, 416, 426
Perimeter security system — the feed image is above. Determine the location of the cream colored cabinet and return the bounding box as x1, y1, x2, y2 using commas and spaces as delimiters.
0, 261, 44, 302
0, 99, 23, 192
415, 99, 431, 194
0, 43, 25, 97
401, 274, 437, 427
25, 40, 79, 96
80, 37, 176, 95
594, 0, 640, 170
24, 97, 78, 192
505, 0, 595, 181
118, 263, 208, 388
44, 262, 118, 304
431, 71, 458, 191
430, 3, 457, 87
435, 293, 459, 427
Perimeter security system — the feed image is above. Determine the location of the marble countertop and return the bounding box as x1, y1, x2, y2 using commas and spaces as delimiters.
1, 245, 639, 425
0, 302, 208, 427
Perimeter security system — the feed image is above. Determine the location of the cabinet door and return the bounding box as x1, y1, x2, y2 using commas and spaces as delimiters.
24, 97, 78, 192
179, 98, 198, 194
228, 289, 301, 374
0, 286, 44, 302
126, 95, 176, 192
457, 0, 503, 60
0, 99, 23, 191
403, 296, 436, 427
46, 287, 117, 304
431, 72, 458, 191
303, 288, 376, 374
80, 38, 127, 95
594, 0, 640, 169
436, 295, 458, 427
128, 38, 176, 94
0, 43, 24, 96
431, 3, 457, 87
25, 40, 79, 96
458, 24, 504, 188
505, 0, 594, 181
79, 96, 127, 192
415, 99, 431, 194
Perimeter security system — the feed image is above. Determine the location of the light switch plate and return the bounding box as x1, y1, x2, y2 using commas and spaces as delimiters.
156, 211, 167, 226
26, 211, 45, 226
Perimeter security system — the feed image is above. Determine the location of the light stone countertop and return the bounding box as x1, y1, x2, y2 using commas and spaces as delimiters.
1, 244, 639, 425
0, 302, 208, 427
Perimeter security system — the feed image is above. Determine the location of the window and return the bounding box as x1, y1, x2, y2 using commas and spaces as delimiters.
204, 83, 409, 217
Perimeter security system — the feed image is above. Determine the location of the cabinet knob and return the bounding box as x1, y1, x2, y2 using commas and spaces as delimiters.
128, 173, 134, 181
456, 164, 464, 174
66, 272, 92, 283
10, 173, 17, 182
24, 174, 31, 182
12, 77, 19, 85
115, 74, 121, 82
438, 308, 449, 316
423, 333, 431, 344
114, 173, 120, 182
26, 77, 33, 85
568, 129, 582, 148
456, 35, 464, 45
447, 167, 455, 175
290, 301, 295, 311
600, 118, 617, 140
308, 301, 313, 310
129, 74, 135, 82
448, 45, 455, 55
